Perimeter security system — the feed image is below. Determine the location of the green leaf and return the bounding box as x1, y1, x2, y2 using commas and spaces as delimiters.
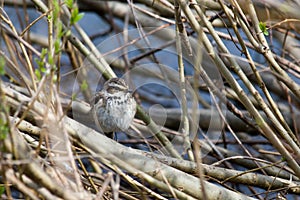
35, 69, 41, 80
57, 21, 64, 38
70, 7, 79, 23
73, 7, 79, 16
259, 21, 269, 36
80, 80, 88, 91
71, 93, 77, 100
73, 12, 84, 24
70, 7, 84, 25
41, 48, 48, 57
0, 126, 8, 139
66, 30, 71, 37
51, 64, 57, 72
54, 39, 61, 54
0, 56, 6, 75
0, 118, 9, 140
53, 0, 60, 22
0, 185, 5, 195
52, 74, 57, 82
64, 0, 73, 8
40, 66, 47, 73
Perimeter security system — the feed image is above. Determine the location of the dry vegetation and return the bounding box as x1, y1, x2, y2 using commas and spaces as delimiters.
1, 0, 300, 199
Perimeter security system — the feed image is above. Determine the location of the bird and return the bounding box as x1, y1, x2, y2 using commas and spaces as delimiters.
90, 78, 136, 139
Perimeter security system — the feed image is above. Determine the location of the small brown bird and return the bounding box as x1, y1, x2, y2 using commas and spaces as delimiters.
91, 78, 136, 138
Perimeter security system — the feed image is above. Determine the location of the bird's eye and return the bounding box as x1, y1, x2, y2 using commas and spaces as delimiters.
107, 87, 116, 94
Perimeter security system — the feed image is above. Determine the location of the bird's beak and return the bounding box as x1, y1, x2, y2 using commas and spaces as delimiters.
128, 89, 134, 93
